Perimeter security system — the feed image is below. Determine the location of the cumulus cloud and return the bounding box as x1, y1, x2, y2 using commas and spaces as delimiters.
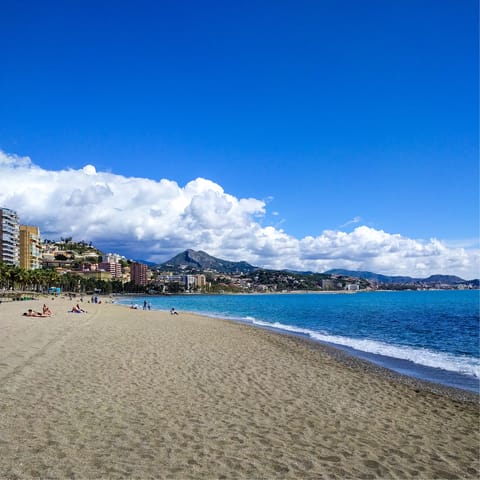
0, 149, 478, 279
0, 150, 33, 168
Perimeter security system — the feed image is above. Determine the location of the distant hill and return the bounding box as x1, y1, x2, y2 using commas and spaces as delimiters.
157, 249, 257, 274
325, 269, 413, 284
131, 259, 157, 267
156, 254, 478, 284
422, 274, 468, 284
324, 269, 476, 285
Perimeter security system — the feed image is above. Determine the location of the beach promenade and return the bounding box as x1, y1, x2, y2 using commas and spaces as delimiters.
0, 297, 478, 479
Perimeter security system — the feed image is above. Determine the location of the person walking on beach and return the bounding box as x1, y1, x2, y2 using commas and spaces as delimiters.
143, 300, 147, 310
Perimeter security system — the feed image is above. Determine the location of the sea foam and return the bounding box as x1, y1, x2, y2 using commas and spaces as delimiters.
245, 317, 480, 379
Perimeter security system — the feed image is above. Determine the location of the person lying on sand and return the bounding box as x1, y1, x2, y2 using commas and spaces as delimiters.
23, 309, 48, 317
71, 304, 86, 313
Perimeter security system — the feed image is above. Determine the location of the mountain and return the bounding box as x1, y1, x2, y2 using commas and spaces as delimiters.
324, 269, 476, 285
324, 269, 413, 284
157, 249, 257, 274
423, 274, 467, 284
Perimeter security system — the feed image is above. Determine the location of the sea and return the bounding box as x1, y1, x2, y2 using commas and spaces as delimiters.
118, 290, 480, 393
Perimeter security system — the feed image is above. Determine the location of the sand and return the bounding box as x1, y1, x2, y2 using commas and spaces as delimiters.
0, 296, 478, 479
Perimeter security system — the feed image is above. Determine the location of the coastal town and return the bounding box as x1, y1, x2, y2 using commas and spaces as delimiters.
1, 207, 477, 296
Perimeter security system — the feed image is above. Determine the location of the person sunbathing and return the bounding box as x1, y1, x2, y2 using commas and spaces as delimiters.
71, 304, 86, 313
23, 309, 47, 317
42, 304, 52, 316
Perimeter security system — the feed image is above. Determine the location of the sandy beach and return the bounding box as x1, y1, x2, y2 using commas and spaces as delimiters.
0, 296, 478, 479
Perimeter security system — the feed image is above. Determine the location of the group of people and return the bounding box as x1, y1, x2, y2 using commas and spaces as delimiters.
22, 299, 180, 316
23, 304, 52, 318
23, 302, 88, 316
129, 303, 179, 315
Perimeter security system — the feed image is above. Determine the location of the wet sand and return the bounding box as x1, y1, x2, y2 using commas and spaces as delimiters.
0, 296, 478, 479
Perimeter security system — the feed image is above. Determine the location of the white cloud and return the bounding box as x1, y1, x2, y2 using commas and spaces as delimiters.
0, 149, 478, 279
82, 164, 97, 175
0, 150, 33, 168
340, 215, 362, 228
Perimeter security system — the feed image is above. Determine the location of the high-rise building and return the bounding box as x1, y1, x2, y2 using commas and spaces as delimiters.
0, 207, 20, 266
19, 225, 42, 270
131, 262, 148, 286
98, 261, 123, 279
195, 274, 206, 288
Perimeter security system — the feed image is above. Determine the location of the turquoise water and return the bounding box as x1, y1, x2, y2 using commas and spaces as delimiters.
119, 290, 480, 393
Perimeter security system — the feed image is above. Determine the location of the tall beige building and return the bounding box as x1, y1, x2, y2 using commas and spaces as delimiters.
19, 225, 42, 270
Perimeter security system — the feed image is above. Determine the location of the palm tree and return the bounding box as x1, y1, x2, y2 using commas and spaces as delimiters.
40, 269, 61, 293
28, 269, 43, 292
9, 266, 23, 291
0, 262, 9, 289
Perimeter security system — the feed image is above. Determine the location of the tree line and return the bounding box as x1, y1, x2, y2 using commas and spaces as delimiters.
0, 263, 144, 296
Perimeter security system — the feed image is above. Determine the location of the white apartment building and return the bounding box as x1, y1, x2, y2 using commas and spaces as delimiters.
0, 207, 20, 266
102, 253, 125, 263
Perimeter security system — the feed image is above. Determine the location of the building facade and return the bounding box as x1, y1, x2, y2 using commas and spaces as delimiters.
131, 262, 148, 286
102, 253, 125, 264
19, 225, 42, 270
0, 207, 20, 266
155, 273, 206, 291
185, 274, 206, 290
98, 261, 123, 279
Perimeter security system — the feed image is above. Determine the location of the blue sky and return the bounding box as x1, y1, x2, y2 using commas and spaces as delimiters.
0, 0, 478, 277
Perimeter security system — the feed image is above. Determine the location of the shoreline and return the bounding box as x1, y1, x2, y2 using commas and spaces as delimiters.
0, 296, 478, 478
112, 288, 480, 296
117, 294, 480, 396
116, 301, 479, 403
